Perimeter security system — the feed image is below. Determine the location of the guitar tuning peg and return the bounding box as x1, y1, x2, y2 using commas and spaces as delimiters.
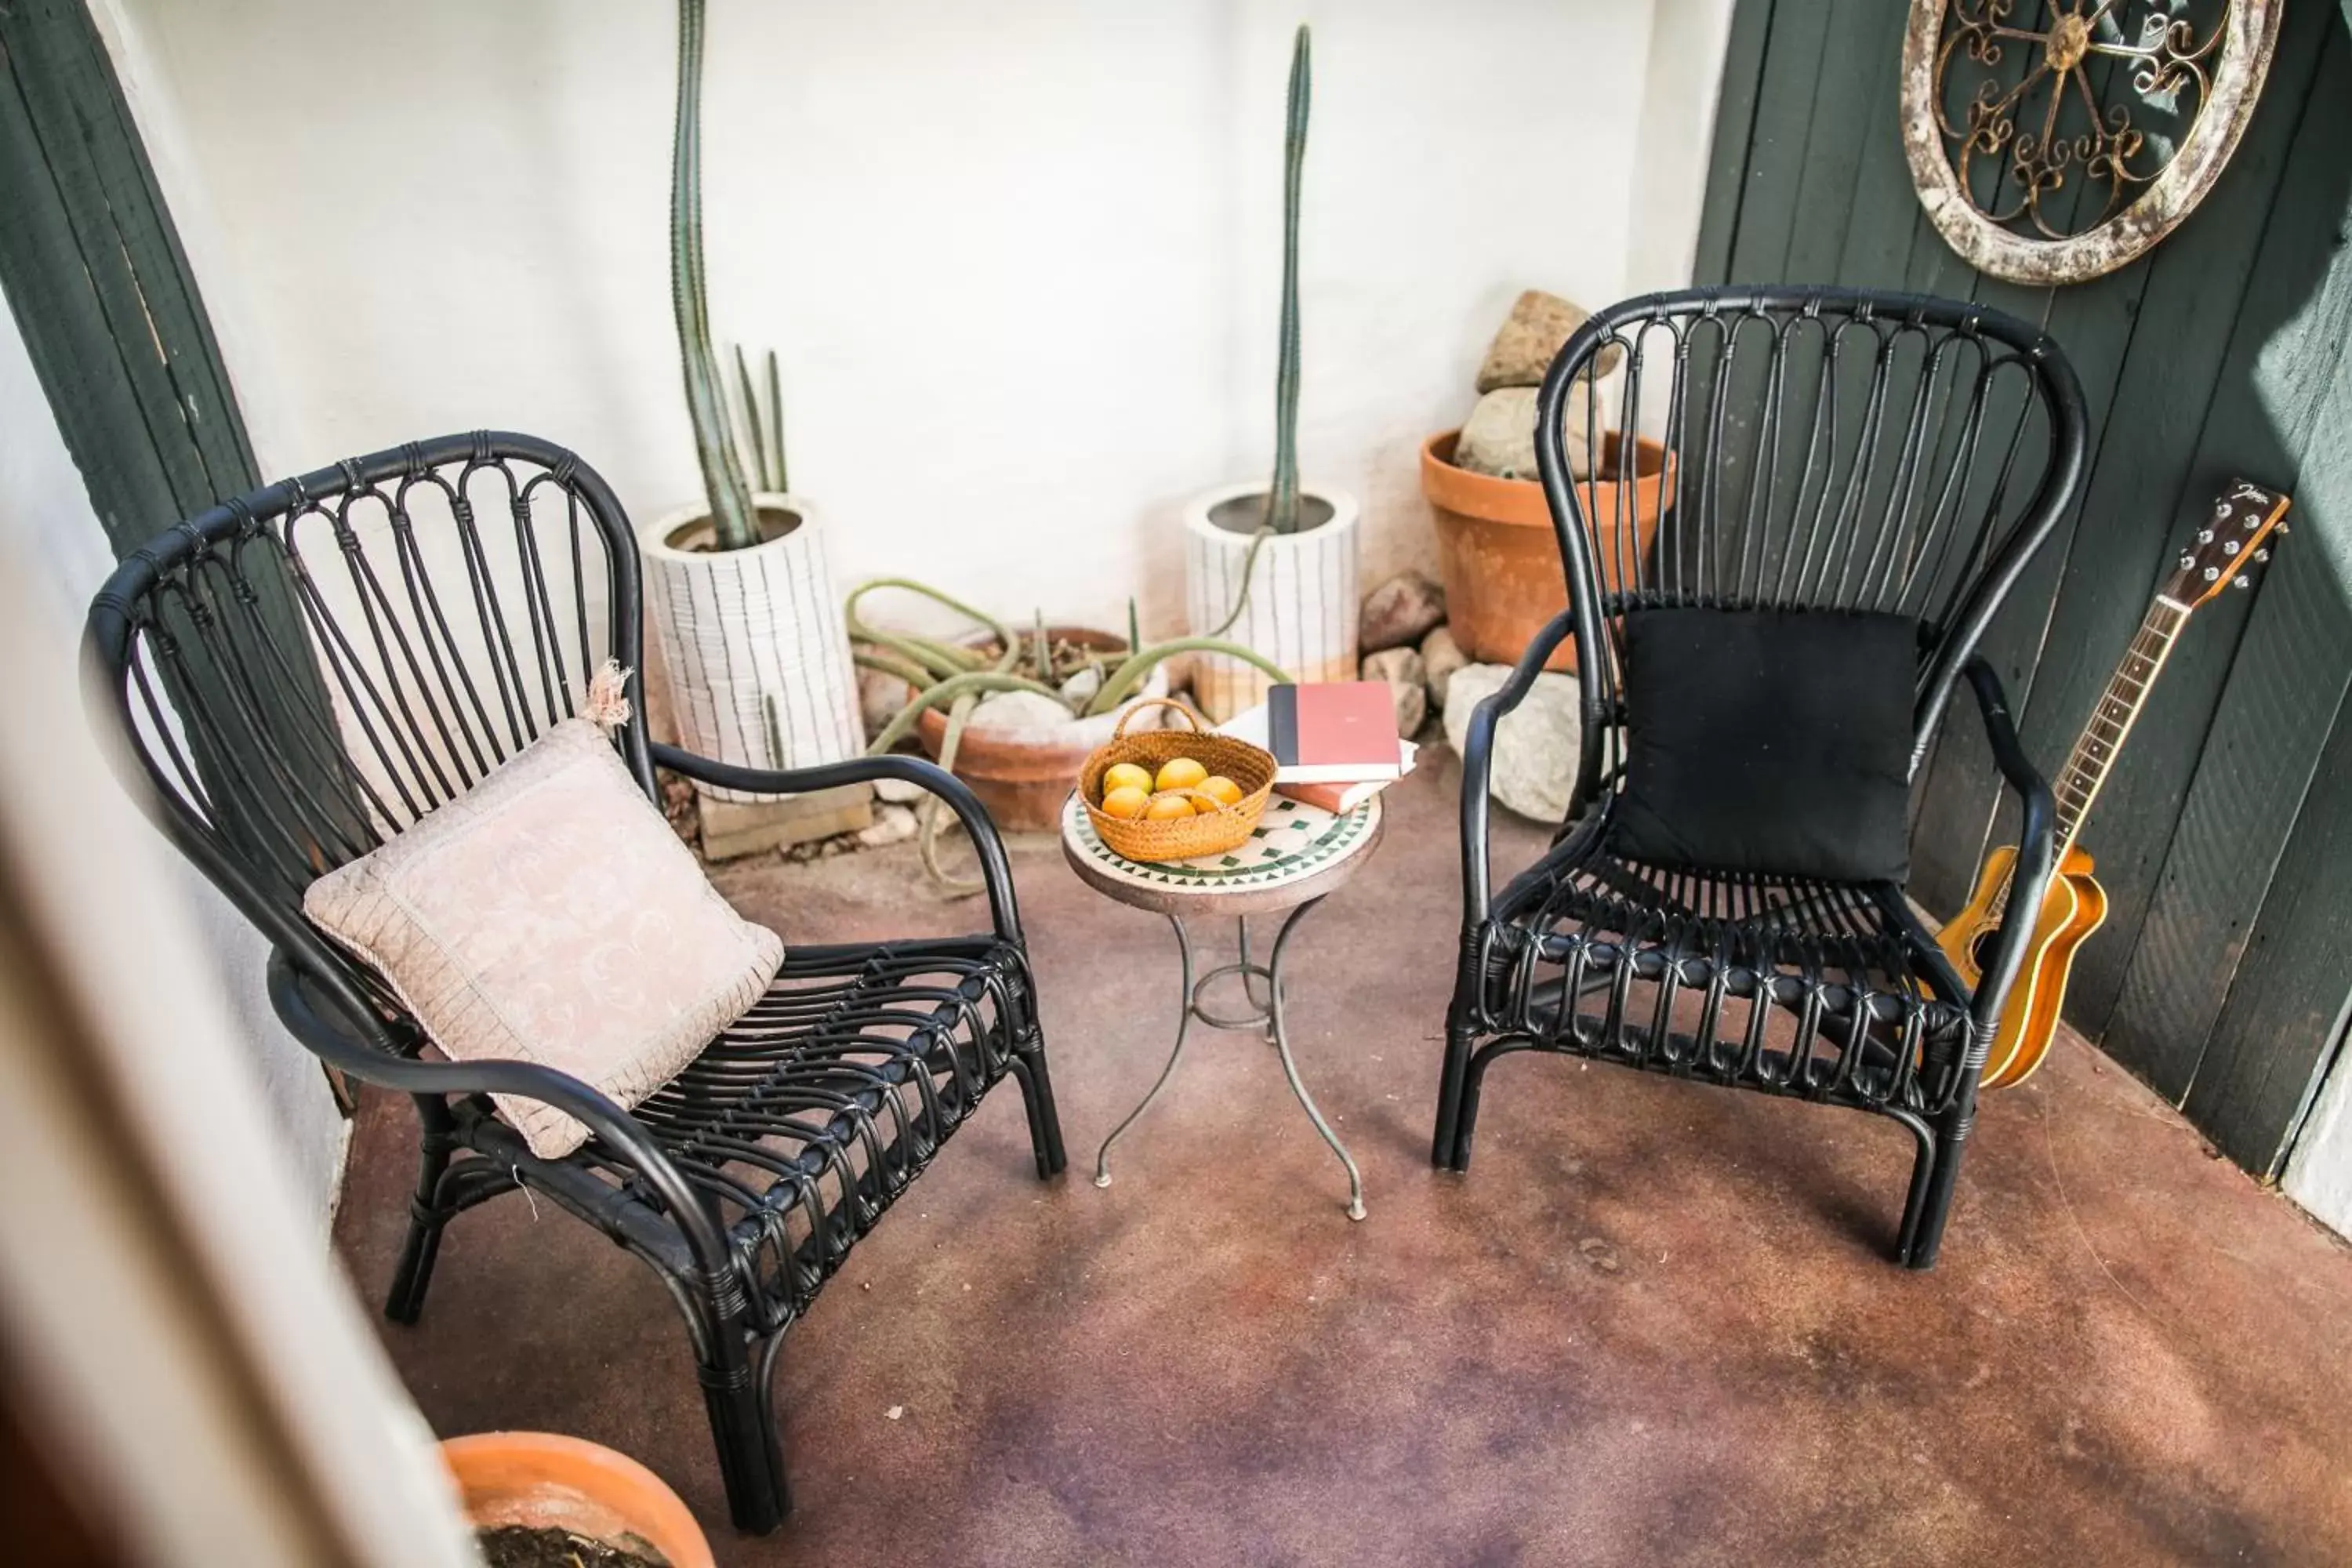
2198, 528, 2215, 543
2253, 548, 2271, 564
2179, 551, 2196, 569
2275, 522, 2291, 537
2234, 575, 2252, 590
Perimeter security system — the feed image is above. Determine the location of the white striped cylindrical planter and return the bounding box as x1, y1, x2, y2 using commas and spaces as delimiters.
640, 494, 864, 803
1182, 481, 1359, 721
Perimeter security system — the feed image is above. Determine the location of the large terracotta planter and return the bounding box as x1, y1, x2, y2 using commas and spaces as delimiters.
1421, 432, 1672, 673
441, 1432, 714, 1568
910, 626, 1170, 831
1182, 481, 1359, 721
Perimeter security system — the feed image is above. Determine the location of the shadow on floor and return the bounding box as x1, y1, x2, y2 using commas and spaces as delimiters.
335, 750, 2352, 1566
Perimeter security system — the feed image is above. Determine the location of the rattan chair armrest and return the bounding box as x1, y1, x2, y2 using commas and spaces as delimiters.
265, 954, 738, 1290
1459, 610, 1581, 919
1953, 656, 2059, 1030
652, 744, 1025, 944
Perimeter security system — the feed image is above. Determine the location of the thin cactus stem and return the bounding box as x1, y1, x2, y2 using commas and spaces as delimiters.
672, 0, 758, 550
764, 349, 787, 494
731, 344, 771, 492
1265, 23, 1310, 536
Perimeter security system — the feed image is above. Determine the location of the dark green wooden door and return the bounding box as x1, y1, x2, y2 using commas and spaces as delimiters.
1697, 0, 2352, 1178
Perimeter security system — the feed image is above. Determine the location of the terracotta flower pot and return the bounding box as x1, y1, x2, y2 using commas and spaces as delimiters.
910, 626, 1170, 832
1421, 431, 1673, 673
441, 1432, 714, 1568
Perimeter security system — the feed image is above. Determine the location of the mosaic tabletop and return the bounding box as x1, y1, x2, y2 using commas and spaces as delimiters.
1059, 788, 1383, 913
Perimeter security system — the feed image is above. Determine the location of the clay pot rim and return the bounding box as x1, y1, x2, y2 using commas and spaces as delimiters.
440, 1431, 714, 1568
907, 625, 1163, 754
641, 492, 811, 559
1420, 430, 1671, 528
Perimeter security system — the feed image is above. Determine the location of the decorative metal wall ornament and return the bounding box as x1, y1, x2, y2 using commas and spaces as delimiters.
1901, 1, 2281, 285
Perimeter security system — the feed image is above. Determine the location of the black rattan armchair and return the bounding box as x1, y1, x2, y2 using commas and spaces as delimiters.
83, 432, 1065, 1533
1437, 288, 2086, 1269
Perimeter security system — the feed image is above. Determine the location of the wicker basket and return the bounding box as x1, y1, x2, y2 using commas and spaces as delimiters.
1079, 698, 1276, 863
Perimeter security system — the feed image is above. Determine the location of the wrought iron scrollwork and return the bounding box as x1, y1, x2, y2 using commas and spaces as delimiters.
1902, 1, 2280, 285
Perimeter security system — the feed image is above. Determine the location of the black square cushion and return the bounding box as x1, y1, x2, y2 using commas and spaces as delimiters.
1606, 606, 1917, 884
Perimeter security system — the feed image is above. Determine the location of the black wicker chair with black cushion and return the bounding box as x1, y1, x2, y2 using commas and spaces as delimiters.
83, 433, 1065, 1533
1437, 287, 2086, 1269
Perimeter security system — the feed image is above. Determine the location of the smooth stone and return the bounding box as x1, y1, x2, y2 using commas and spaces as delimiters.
1359, 568, 1447, 654
964, 689, 1079, 734
1475, 288, 1623, 393
1420, 624, 1467, 711
873, 775, 927, 804
1361, 646, 1428, 738
858, 665, 910, 742
856, 802, 920, 848
1454, 387, 1595, 482
1442, 661, 1582, 824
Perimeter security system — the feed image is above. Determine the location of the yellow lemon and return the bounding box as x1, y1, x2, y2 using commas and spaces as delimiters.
1102, 761, 1153, 797
1144, 793, 1196, 822
1100, 785, 1152, 820
1156, 756, 1208, 793
1195, 775, 1243, 808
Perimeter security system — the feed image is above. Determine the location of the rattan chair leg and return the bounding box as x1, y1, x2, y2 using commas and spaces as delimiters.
1432, 1023, 1475, 1171
696, 1310, 789, 1534
384, 1118, 455, 1324
1008, 1037, 1068, 1179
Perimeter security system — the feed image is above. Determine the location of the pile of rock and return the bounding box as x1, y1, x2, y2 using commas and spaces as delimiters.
1450, 289, 1621, 485
1353, 566, 1579, 824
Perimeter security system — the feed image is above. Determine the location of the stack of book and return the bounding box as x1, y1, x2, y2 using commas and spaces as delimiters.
1217, 681, 1416, 812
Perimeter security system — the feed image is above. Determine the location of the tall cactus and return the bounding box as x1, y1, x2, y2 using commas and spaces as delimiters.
671, 0, 759, 550
1265, 24, 1311, 535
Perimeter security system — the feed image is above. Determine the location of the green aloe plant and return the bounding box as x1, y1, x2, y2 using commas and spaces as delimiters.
1264, 23, 1310, 535
671, 0, 760, 550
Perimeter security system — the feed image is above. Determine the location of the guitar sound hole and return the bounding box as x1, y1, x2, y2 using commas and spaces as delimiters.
1969, 931, 2001, 975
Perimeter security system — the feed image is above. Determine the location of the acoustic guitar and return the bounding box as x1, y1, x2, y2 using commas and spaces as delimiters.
1941, 478, 2292, 1089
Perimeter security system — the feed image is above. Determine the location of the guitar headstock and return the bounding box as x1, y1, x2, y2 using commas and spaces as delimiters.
2161, 479, 2291, 612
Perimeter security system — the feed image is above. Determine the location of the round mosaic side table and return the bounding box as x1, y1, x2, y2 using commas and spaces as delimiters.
1060, 789, 1385, 1221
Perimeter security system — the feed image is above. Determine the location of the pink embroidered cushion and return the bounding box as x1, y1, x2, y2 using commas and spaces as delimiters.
301, 717, 782, 1159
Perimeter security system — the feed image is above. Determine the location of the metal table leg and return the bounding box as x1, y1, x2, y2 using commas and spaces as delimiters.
1265, 898, 1365, 1221
1091, 901, 1365, 1220
1093, 914, 1196, 1189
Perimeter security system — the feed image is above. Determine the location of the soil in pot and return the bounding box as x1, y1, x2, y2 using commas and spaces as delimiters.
660, 504, 801, 554
1422, 430, 1671, 672
477, 1523, 667, 1568
1204, 492, 1338, 535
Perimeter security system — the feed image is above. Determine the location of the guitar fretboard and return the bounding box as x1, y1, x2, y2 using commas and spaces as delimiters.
1989, 597, 2186, 925
2053, 598, 2187, 854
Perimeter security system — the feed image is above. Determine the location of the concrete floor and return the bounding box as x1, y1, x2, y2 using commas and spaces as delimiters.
335, 750, 2352, 1566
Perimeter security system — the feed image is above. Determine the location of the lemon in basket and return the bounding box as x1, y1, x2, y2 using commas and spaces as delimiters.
1194, 775, 1243, 810
1155, 756, 1208, 793
1100, 785, 1152, 820
1144, 793, 1196, 822
1102, 761, 1153, 797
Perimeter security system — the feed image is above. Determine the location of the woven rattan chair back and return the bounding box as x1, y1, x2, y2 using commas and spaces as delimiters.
1537, 288, 2088, 820
85, 432, 648, 1025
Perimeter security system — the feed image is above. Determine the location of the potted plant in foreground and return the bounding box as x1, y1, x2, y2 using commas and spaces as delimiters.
638, 0, 866, 854
1184, 24, 1359, 722
442, 1431, 714, 1567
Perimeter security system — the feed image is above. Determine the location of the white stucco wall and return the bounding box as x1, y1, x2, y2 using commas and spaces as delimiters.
0, 297, 349, 1227
115, 0, 1730, 640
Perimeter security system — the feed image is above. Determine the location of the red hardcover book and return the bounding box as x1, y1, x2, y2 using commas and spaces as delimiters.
1265, 682, 1405, 783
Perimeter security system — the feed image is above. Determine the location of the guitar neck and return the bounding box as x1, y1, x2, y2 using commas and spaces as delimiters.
2049, 596, 2188, 862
